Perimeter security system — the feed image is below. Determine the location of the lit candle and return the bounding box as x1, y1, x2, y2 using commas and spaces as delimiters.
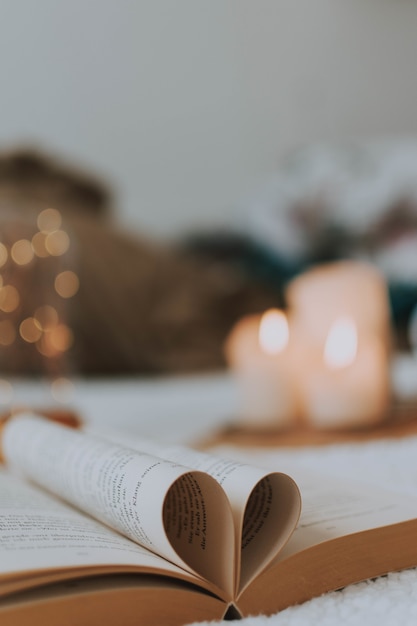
224, 309, 298, 429
286, 260, 391, 355
302, 316, 390, 429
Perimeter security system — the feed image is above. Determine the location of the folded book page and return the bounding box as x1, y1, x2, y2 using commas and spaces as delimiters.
2, 414, 235, 598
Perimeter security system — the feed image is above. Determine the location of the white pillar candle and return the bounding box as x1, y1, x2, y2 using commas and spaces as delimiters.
302, 317, 390, 429
224, 309, 299, 429
286, 260, 391, 354
286, 260, 391, 428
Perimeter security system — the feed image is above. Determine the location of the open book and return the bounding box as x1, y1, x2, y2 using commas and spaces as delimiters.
1, 413, 417, 625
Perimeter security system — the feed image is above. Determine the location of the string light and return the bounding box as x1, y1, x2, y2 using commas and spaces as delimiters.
34, 305, 59, 330
0, 208, 77, 387
37, 208, 62, 233
49, 324, 74, 352
31, 232, 49, 258
54, 271, 79, 298
19, 317, 43, 343
11, 239, 34, 266
35, 326, 74, 357
45, 230, 70, 256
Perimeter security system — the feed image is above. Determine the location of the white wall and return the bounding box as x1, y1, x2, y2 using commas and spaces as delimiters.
1, 0, 417, 236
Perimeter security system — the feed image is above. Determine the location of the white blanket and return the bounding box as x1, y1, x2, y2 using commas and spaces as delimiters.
192, 570, 417, 626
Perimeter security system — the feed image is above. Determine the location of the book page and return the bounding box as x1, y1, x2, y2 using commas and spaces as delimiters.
275, 467, 417, 560
0, 573, 228, 626
238, 464, 417, 616
0, 468, 194, 588
1, 414, 235, 596
85, 426, 301, 593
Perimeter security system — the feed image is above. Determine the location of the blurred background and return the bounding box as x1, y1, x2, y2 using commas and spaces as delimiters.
1, 0, 417, 235
1, 0, 417, 380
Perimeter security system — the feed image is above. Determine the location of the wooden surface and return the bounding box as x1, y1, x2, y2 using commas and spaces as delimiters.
199, 400, 417, 449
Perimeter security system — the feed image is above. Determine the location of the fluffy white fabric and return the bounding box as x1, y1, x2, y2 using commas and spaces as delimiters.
191, 570, 417, 626
188, 433, 417, 626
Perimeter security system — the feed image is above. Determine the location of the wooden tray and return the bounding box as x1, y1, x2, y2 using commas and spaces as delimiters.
199, 400, 417, 449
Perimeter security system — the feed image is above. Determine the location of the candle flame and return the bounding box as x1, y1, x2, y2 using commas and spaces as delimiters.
324, 316, 358, 369
258, 309, 289, 355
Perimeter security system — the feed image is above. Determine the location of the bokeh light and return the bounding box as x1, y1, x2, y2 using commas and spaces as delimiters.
31, 232, 49, 258
34, 305, 59, 330
45, 230, 70, 256
54, 270, 79, 298
19, 317, 43, 343
11, 239, 34, 266
49, 324, 74, 352
36, 324, 73, 357
37, 208, 62, 233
